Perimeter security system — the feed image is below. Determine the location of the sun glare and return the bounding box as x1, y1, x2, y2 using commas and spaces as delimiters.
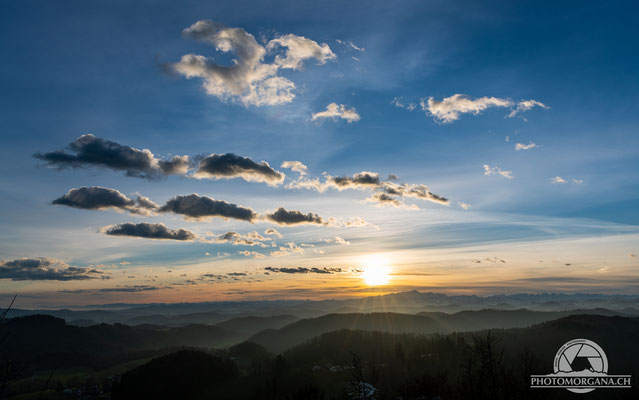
361, 255, 391, 286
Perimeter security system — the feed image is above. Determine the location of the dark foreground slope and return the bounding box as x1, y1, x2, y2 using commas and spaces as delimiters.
112, 314, 639, 400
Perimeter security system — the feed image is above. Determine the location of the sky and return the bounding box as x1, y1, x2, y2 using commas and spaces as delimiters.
1, 0, 638, 307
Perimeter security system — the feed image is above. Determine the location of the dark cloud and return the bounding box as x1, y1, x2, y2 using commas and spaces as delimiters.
330, 171, 380, 189
102, 223, 196, 241
265, 266, 344, 274
34, 134, 189, 179
266, 207, 324, 225
159, 194, 256, 221
52, 186, 158, 215
194, 153, 285, 185
60, 285, 166, 293
0, 258, 106, 281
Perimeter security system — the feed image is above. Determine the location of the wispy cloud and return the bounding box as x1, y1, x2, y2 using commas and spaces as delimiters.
483, 165, 513, 179
514, 142, 538, 151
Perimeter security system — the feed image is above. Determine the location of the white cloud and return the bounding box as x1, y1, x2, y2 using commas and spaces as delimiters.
173, 20, 335, 106
336, 39, 365, 52
483, 165, 513, 179
311, 103, 361, 123
391, 97, 417, 111
421, 94, 513, 123
457, 202, 471, 210
267, 34, 336, 70
281, 161, 308, 175
515, 142, 538, 151
419, 94, 547, 123
551, 176, 567, 184
572, 178, 583, 184
508, 99, 549, 118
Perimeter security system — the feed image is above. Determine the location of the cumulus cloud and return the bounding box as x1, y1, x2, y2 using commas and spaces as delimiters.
311, 103, 361, 123
172, 20, 335, 106
194, 153, 285, 185
101, 223, 196, 241
266, 207, 324, 225
280, 161, 308, 175
551, 176, 567, 184
420, 94, 547, 123
483, 165, 513, 179
515, 142, 538, 151
267, 34, 336, 70
159, 194, 256, 221
0, 257, 106, 281
264, 228, 283, 238
52, 186, 158, 215
366, 192, 406, 208
508, 99, 549, 118
265, 266, 345, 274
34, 134, 189, 179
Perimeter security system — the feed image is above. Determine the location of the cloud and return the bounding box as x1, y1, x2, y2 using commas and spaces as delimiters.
457, 202, 471, 210
264, 266, 345, 274
159, 194, 256, 222
194, 153, 285, 185
330, 171, 380, 189
102, 223, 196, 241
280, 161, 308, 175
52, 186, 158, 215
238, 250, 264, 259
267, 34, 336, 70
172, 20, 334, 106
508, 99, 549, 118
210, 231, 269, 246
60, 285, 165, 293
264, 228, 282, 238
322, 236, 351, 245
311, 103, 361, 123
421, 94, 513, 123
483, 165, 513, 179
0, 257, 106, 281
550, 176, 567, 184
336, 39, 365, 52
288, 170, 448, 208
365, 192, 405, 208
34, 134, 189, 179
420, 95, 547, 123
266, 207, 324, 225
391, 97, 417, 111
515, 142, 538, 151
572, 178, 583, 184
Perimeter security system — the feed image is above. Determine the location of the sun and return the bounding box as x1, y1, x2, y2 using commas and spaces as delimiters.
361, 255, 391, 286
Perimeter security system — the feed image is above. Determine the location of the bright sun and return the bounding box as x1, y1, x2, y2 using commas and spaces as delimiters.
361, 255, 391, 286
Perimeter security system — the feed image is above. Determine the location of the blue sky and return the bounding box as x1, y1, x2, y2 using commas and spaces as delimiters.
1, 0, 638, 306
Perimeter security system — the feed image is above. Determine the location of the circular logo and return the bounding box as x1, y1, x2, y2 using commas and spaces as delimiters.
553, 338, 608, 393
